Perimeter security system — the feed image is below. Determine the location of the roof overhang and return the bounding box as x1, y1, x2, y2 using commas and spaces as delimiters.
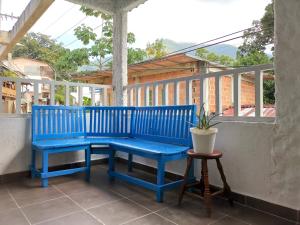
66, 0, 147, 14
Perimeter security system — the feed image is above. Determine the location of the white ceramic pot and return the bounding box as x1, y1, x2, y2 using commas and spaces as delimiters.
190, 127, 218, 154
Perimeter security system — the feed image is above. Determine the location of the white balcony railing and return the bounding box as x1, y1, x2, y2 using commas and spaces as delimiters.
125, 64, 275, 122
0, 77, 112, 114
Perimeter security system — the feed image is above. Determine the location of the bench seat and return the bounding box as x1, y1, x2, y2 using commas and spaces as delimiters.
110, 138, 189, 157
32, 138, 90, 150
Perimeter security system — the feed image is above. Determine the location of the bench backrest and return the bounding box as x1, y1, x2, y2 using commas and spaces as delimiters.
32, 105, 85, 141
32, 105, 196, 146
131, 105, 196, 147
85, 107, 134, 137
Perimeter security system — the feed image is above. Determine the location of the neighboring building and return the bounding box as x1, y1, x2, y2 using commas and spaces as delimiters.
1, 57, 55, 113
74, 53, 257, 113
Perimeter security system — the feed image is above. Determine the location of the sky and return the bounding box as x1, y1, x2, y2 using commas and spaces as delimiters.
0, 0, 272, 50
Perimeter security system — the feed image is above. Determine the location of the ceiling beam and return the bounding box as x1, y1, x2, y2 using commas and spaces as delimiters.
0, 0, 54, 60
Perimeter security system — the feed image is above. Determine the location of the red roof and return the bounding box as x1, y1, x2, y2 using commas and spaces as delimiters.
223, 106, 275, 117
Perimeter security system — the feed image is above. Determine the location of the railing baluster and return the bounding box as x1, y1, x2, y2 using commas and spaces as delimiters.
215, 75, 222, 114
174, 81, 180, 105
128, 88, 132, 106
162, 83, 169, 105
185, 79, 193, 105
136, 86, 141, 106
200, 76, 205, 107
34, 82, 39, 105
255, 70, 263, 117
65, 85, 70, 106
78, 86, 83, 106
16, 81, 21, 114
153, 84, 159, 106
91, 87, 95, 106
144, 85, 150, 106
234, 73, 241, 117
103, 88, 108, 106
50, 82, 55, 105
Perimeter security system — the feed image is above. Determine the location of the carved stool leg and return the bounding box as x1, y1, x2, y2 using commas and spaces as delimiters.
202, 159, 211, 217
178, 156, 193, 205
216, 158, 234, 206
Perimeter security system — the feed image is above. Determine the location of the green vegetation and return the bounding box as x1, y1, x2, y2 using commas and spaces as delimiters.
0, 70, 18, 78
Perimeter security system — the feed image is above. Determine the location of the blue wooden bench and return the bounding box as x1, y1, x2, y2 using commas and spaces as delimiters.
31, 105, 196, 202
31, 106, 91, 187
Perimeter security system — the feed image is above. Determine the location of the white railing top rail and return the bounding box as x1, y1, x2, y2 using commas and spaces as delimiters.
125, 64, 273, 88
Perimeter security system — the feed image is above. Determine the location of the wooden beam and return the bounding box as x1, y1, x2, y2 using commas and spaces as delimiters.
0, 0, 54, 60
0, 31, 9, 45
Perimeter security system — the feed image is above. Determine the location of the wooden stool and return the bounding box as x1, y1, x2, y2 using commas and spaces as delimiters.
178, 150, 233, 216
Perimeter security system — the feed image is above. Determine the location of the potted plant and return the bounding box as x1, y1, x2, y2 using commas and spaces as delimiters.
190, 104, 221, 154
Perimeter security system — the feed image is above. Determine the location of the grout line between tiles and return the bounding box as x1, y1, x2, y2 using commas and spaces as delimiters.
19, 195, 66, 208
153, 212, 179, 225
207, 215, 230, 225
52, 185, 106, 225
120, 212, 154, 225
7, 189, 32, 225
33, 210, 83, 225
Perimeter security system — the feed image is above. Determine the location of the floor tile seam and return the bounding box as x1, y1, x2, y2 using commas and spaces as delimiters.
7, 189, 32, 225
120, 211, 155, 225
52, 185, 106, 225
153, 212, 179, 225
32, 209, 83, 225
18, 195, 66, 208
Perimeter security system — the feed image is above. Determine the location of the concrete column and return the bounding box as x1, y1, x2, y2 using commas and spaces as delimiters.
112, 10, 128, 106
272, 0, 300, 209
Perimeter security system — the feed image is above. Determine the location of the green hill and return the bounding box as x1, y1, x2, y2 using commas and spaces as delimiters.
162, 39, 238, 59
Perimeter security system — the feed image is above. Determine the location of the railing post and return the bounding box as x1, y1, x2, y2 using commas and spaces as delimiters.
215, 76, 222, 114
162, 83, 169, 105
174, 81, 180, 105
50, 82, 55, 105
153, 84, 159, 106
0, 80, 3, 113
65, 85, 70, 106
16, 81, 21, 114
144, 85, 150, 106
136, 86, 141, 106
34, 82, 39, 105
233, 73, 241, 116
91, 87, 95, 106
186, 79, 193, 105
255, 70, 263, 117
78, 86, 83, 106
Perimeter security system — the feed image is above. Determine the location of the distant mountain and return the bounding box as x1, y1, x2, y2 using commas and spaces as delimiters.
162, 39, 238, 59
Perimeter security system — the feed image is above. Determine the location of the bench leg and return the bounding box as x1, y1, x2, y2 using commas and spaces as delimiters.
31, 149, 36, 179
108, 150, 116, 181
156, 159, 165, 202
128, 153, 133, 172
85, 146, 91, 182
42, 151, 49, 187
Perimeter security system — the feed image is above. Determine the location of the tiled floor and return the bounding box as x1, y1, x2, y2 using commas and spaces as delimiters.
0, 164, 297, 225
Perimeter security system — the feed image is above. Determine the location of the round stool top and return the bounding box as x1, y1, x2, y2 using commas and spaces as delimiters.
188, 149, 222, 159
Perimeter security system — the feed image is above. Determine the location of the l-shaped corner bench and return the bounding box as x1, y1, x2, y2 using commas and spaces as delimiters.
31, 105, 196, 202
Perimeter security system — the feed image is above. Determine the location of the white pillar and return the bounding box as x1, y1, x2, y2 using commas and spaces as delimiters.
272, 0, 300, 210
112, 10, 128, 106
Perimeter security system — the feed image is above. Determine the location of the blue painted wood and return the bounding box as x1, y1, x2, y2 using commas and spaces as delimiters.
32, 105, 196, 200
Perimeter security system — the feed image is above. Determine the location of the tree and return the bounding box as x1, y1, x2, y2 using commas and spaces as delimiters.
238, 1, 274, 56
146, 39, 167, 59
74, 6, 145, 69
12, 33, 89, 80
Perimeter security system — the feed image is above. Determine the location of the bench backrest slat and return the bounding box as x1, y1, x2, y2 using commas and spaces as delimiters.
131, 105, 196, 146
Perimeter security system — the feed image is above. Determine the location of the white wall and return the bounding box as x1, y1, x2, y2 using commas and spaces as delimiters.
0, 116, 105, 175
